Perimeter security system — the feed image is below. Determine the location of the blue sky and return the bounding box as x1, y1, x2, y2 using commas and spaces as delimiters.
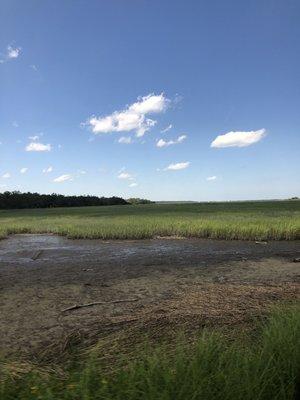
0, 0, 299, 201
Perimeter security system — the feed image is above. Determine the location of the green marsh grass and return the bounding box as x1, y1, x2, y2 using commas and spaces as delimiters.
1, 306, 299, 399
0, 200, 299, 240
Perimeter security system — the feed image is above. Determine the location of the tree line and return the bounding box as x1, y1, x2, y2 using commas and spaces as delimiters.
0, 191, 128, 209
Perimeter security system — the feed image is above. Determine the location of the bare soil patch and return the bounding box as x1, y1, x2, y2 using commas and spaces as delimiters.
0, 235, 299, 361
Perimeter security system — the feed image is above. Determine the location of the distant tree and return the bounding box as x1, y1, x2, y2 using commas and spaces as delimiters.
0, 191, 128, 209
127, 198, 154, 205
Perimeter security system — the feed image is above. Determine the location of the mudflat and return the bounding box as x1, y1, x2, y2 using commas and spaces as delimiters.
0, 234, 299, 359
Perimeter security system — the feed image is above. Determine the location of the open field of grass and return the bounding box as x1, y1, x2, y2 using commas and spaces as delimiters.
0, 200, 299, 240
1, 306, 299, 400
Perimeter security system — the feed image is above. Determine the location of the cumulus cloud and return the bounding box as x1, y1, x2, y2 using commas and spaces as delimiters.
118, 172, 133, 180
87, 93, 170, 137
118, 136, 132, 144
156, 134, 187, 148
20, 168, 28, 174
206, 175, 217, 181
25, 142, 51, 152
129, 182, 138, 187
7, 45, 21, 59
161, 124, 172, 133
43, 166, 53, 173
164, 161, 190, 171
53, 174, 72, 183
1, 45, 21, 63
2, 172, 11, 179
211, 129, 266, 148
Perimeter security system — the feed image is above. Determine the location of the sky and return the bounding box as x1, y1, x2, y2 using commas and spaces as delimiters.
0, 0, 299, 201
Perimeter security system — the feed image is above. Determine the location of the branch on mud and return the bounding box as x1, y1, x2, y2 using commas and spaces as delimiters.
61, 298, 139, 313
31, 250, 43, 260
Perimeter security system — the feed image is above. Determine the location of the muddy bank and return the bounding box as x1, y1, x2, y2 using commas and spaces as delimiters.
0, 234, 299, 283
0, 235, 299, 359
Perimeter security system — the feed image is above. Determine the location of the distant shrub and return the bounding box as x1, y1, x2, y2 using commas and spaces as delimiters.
127, 198, 154, 205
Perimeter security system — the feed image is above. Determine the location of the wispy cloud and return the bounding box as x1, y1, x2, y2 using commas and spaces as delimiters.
25, 142, 51, 152
87, 93, 170, 137
211, 129, 266, 148
53, 174, 72, 183
156, 134, 187, 148
2, 172, 11, 179
43, 166, 53, 173
12, 121, 19, 128
30, 64, 38, 71
28, 135, 39, 141
129, 182, 138, 187
206, 175, 217, 181
164, 161, 190, 171
160, 124, 172, 133
118, 136, 132, 144
20, 168, 28, 174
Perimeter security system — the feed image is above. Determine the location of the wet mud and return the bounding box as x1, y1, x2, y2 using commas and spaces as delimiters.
0, 235, 299, 359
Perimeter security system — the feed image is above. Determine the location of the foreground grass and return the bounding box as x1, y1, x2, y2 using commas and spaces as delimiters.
1, 306, 300, 399
0, 200, 299, 240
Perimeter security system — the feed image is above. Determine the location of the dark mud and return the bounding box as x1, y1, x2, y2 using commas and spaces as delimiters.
1, 234, 299, 284
0, 235, 299, 359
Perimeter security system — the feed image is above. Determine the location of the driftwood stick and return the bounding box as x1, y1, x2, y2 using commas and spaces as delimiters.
31, 250, 43, 260
61, 298, 138, 313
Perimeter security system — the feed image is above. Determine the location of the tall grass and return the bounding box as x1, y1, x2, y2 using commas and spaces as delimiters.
0, 201, 299, 240
1, 306, 299, 399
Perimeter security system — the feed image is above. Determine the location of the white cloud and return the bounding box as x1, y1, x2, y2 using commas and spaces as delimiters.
78, 170, 87, 175
7, 45, 21, 59
25, 142, 51, 152
211, 129, 266, 148
28, 135, 39, 141
118, 136, 132, 144
0, 184, 7, 189
161, 124, 173, 133
20, 168, 28, 174
206, 175, 217, 181
87, 93, 170, 137
12, 121, 19, 128
164, 161, 190, 171
53, 174, 72, 183
2, 172, 11, 179
30, 64, 38, 71
156, 134, 187, 148
118, 172, 133, 180
43, 166, 53, 174
129, 182, 138, 187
